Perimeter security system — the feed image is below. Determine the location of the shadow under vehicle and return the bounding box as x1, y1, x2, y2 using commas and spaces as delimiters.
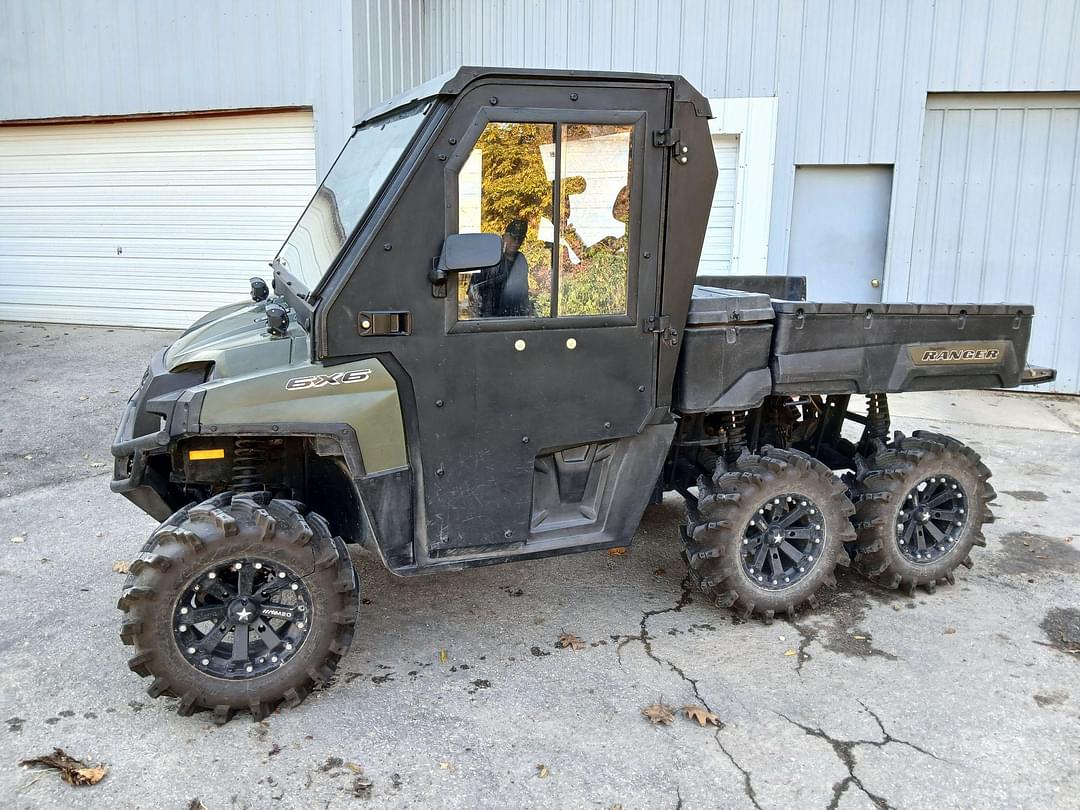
111, 67, 1055, 722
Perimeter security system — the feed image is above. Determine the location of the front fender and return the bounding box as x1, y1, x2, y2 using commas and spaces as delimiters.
197, 358, 407, 476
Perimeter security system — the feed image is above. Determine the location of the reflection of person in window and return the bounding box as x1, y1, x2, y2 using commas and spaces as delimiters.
468, 219, 531, 317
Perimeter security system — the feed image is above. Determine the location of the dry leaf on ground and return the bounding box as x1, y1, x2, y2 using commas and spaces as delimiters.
438, 649, 448, 663
345, 762, 363, 774
682, 704, 722, 727
607, 547, 628, 556
187, 801, 208, 810
783, 649, 797, 656
943, 627, 957, 635
641, 702, 675, 725
557, 632, 585, 651
20, 748, 107, 786
112, 560, 130, 574
536, 763, 550, 778
10, 536, 25, 544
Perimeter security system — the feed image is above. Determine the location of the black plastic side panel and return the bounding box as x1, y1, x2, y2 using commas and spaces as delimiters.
389, 423, 675, 575
771, 307, 1034, 393
674, 324, 774, 411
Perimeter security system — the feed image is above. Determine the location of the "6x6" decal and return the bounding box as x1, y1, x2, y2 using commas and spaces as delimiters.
285, 369, 372, 390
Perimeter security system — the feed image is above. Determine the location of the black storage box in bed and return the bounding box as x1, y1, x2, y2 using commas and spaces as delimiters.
673, 286, 775, 412
770, 301, 1035, 394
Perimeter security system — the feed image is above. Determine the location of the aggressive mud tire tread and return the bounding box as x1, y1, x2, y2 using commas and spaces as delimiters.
681, 447, 856, 621
850, 431, 993, 595
116, 492, 359, 723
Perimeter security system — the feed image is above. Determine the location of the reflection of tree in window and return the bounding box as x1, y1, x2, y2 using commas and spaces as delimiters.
556, 124, 632, 316
467, 123, 555, 317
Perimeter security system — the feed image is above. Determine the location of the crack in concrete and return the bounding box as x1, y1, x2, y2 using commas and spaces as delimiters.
712, 728, 764, 810
616, 577, 764, 809
776, 700, 947, 810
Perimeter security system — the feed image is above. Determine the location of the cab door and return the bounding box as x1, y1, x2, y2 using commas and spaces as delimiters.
408, 80, 671, 557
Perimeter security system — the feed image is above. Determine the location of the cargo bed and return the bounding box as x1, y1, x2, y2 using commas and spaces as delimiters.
673, 285, 1048, 413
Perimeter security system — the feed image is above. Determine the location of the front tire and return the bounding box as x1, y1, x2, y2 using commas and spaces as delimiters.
118, 492, 359, 723
850, 431, 995, 595
682, 447, 856, 621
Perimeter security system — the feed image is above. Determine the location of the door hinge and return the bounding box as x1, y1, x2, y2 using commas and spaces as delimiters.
644, 315, 679, 346
653, 128, 689, 164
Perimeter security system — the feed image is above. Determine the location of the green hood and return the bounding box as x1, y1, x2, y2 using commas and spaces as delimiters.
165, 299, 308, 379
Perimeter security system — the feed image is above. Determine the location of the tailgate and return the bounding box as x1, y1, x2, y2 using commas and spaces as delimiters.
770, 302, 1035, 394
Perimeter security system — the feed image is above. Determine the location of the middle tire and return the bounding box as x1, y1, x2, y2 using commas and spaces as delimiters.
683, 447, 856, 621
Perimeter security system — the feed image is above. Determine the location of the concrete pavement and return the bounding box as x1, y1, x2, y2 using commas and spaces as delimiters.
0, 320, 1078, 809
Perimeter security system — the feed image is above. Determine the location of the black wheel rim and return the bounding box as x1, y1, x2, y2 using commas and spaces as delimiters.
173, 558, 313, 680
896, 474, 967, 564
741, 493, 826, 590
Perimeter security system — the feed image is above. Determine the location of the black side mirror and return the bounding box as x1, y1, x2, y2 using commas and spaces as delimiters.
250, 277, 270, 302
431, 233, 502, 285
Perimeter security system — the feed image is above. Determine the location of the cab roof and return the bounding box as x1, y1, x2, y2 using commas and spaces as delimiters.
355, 65, 712, 127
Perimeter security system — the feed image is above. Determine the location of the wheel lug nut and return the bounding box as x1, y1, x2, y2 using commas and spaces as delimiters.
246, 665, 253, 673
178, 624, 187, 632
286, 643, 293, 650
254, 562, 262, 569
278, 572, 286, 579
271, 656, 279, 663
291, 583, 299, 591
297, 621, 305, 629
207, 572, 216, 580
187, 647, 196, 655
180, 607, 189, 615
201, 658, 210, 666
234, 562, 243, 570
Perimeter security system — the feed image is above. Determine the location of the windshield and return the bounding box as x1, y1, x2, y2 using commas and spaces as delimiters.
274, 100, 432, 289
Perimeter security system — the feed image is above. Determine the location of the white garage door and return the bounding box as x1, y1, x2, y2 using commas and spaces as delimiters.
697, 134, 738, 275
0, 110, 316, 328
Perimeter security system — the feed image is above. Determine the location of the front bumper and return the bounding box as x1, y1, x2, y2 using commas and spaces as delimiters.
110, 348, 206, 521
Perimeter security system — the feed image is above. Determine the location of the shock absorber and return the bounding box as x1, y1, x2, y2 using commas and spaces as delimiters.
865, 393, 891, 445
724, 411, 747, 464
231, 438, 267, 492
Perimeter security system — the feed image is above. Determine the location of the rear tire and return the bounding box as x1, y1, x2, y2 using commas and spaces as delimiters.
118, 492, 359, 723
851, 431, 995, 595
682, 447, 856, 621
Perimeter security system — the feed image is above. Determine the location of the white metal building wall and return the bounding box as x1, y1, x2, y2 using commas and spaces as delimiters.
912, 93, 1080, 392
421, 0, 1080, 391
0, 0, 426, 178
0, 111, 317, 328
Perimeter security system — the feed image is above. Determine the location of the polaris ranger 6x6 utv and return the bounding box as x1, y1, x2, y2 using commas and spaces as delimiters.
112, 67, 1055, 723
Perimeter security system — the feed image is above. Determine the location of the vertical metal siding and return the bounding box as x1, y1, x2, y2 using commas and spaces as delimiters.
0, 0, 423, 178
911, 94, 1080, 392
421, 0, 1080, 390
353, 0, 426, 119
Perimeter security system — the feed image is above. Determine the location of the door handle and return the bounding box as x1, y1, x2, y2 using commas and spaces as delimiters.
358, 311, 411, 336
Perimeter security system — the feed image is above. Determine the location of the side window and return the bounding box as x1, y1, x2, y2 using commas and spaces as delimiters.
557, 124, 632, 317
456, 120, 634, 321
